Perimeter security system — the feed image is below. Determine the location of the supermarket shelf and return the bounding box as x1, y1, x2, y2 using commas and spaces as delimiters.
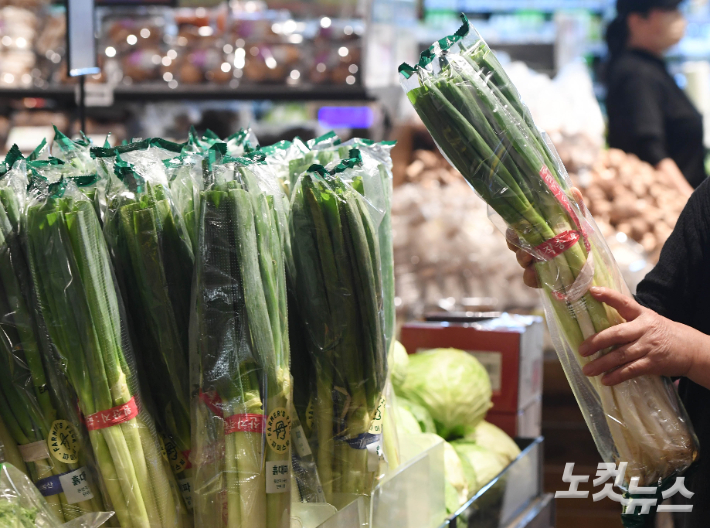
0, 83, 390, 103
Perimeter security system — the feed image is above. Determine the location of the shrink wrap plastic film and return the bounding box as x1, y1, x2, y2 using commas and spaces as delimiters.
0, 160, 107, 523
24, 173, 186, 528
0, 463, 113, 528
101, 143, 195, 514
399, 15, 698, 489
288, 149, 389, 509
189, 153, 292, 528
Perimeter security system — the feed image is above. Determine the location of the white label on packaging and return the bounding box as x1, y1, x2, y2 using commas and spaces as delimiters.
366, 441, 383, 472
265, 461, 290, 494
466, 351, 502, 392
178, 478, 193, 510
18, 440, 51, 462
293, 425, 312, 458
58, 467, 94, 504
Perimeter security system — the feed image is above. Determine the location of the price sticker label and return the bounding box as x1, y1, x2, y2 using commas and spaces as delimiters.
265, 461, 290, 494
178, 478, 193, 510
58, 467, 94, 504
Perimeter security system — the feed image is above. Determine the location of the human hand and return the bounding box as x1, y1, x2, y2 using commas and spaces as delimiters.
578, 287, 699, 386
506, 187, 585, 289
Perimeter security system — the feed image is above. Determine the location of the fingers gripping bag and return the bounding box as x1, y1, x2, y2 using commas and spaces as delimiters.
398, 14, 698, 497
0, 462, 114, 528
24, 177, 186, 528
102, 153, 195, 514
288, 150, 388, 509
0, 161, 109, 522
190, 154, 292, 528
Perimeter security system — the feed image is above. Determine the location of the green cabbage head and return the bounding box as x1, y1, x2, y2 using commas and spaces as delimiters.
391, 341, 409, 391
395, 405, 423, 435
451, 440, 508, 495
397, 348, 492, 439
397, 397, 436, 434
443, 440, 469, 512
464, 421, 521, 464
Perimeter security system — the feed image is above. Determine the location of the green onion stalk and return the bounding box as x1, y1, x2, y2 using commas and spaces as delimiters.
399, 14, 698, 487
103, 156, 195, 512
0, 414, 26, 476
191, 157, 291, 528
0, 163, 105, 521
26, 178, 184, 528
166, 155, 202, 256
289, 153, 387, 507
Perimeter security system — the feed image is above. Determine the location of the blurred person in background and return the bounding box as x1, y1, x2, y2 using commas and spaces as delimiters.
605, 0, 705, 196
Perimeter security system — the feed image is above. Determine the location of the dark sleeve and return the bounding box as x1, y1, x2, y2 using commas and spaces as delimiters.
617, 73, 668, 166
635, 180, 710, 326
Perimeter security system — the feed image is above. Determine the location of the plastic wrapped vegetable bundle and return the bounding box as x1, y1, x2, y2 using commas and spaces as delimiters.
225, 128, 259, 158
289, 151, 387, 507
190, 155, 291, 528
25, 177, 185, 528
103, 154, 194, 511
399, 15, 698, 488
0, 463, 114, 528
0, 162, 106, 522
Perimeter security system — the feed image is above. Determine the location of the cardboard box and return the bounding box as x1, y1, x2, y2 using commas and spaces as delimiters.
486, 395, 542, 438
400, 314, 544, 414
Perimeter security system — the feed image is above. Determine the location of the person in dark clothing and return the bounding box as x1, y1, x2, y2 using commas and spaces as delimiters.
605, 0, 705, 194
509, 183, 710, 526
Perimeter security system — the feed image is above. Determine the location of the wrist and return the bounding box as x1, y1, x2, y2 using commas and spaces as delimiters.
676, 321, 709, 379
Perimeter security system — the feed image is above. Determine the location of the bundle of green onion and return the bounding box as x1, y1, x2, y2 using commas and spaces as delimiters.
190, 155, 291, 528
289, 151, 387, 506
399, 15, 698, 487
26, 177, 184, 528
103, 154, 194, 510
0, 161, 104, 521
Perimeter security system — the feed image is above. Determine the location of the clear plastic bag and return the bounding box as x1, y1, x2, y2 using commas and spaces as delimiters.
102, 151, 195, 515
0, 162, 108, 522
399, 15, 698, 488
288, 150, 389, 509
0, 462, 113, 528
24, 177, 186, 528
190, 155, 292, 528
225, 128, 259, 158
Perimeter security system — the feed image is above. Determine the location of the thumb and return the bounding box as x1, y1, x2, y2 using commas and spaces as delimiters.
589, 286, 643, 321
571, 187, 585, 208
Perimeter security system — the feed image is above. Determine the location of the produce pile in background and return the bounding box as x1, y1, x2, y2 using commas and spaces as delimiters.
391, 345, 520, 514
503, 60, 605, 176
393, 150, 540, 321
576, 149, 688, 261
0, 126, 398, 527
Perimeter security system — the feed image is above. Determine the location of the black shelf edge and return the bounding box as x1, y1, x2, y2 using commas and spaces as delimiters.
0, 83, 381, 103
